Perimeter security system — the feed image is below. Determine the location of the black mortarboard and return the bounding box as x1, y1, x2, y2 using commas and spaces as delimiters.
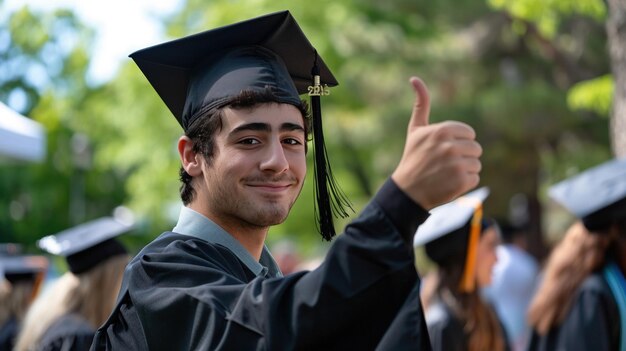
1, 254, 48, 284
414, 187, 490, 292
37, 217, 131, 274
549, 157, 626, 231
129, 11, 351, 240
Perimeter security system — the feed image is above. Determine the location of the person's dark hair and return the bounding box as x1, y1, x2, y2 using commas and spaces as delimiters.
179, 88, 311, 205
425, 263, 506, 351
619, 219, 626, 236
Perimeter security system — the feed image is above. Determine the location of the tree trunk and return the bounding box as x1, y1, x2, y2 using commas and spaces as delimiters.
607, 0, 626, 157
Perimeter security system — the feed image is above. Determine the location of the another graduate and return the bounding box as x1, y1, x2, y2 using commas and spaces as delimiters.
0, 251, 48, 351
416, 187, 509, 351
527, 157, 626, 351
92, 11, 482, 350
482, 219, 539, 351
14, 216, 132, 351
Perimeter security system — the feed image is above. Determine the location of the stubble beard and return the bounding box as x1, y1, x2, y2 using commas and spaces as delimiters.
208, 179, 302, 229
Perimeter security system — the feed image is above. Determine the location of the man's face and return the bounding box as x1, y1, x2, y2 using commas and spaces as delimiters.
196, 103, 307, 230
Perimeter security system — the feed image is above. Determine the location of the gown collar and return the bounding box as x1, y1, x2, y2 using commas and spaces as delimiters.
172, 206, 282, 278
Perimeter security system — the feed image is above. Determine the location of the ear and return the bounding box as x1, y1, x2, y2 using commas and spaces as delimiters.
178, 136, 203, 177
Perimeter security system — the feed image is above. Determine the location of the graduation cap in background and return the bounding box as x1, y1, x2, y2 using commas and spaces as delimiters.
129, 10, 351, 240
1, 254, 48, 304
1, 254, 49, 302
37, 216, 133, 274
549, 157, 626, 231
414, 187, 490, 292
1, 254, 48, 284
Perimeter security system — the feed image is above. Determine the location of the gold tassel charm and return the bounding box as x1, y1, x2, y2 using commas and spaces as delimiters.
308, 74, 330, 96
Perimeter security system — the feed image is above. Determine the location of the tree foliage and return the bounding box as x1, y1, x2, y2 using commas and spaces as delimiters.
0, 6, 127, 249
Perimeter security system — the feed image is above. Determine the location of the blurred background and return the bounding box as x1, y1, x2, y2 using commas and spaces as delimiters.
0, 0, 623, 270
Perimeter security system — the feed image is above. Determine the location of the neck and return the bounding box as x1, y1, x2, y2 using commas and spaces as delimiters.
227, 228, 267, 261
187, 203, 268, 261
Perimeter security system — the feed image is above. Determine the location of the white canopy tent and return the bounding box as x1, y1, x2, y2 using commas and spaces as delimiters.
0, 101, 46, 162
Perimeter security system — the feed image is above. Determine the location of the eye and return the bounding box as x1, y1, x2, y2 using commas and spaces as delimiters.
283, 138, 302, 146
239, 138, 260, 145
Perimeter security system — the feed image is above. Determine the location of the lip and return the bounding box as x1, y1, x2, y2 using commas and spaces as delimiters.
246, 183, 293, 192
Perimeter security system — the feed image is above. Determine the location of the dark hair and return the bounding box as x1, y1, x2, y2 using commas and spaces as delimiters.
179, 88, 311, 205
619, 220, 626, 236
432, 238, 506, 351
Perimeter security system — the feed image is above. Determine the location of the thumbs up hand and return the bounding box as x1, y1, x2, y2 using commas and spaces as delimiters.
391, 77, 482, 210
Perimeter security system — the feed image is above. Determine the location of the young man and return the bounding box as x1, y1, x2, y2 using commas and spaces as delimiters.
92, 11, 482, 350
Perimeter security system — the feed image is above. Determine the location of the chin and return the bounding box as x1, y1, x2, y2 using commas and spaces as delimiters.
250, 210, 290, 227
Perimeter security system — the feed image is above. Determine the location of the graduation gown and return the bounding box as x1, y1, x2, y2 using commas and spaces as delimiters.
0, 317, 18, 351
527, 271, 620, 351
91, 179, 433, 351
426, 299, 511, 351
425, 302, 467, 351
37, 314, 95, 351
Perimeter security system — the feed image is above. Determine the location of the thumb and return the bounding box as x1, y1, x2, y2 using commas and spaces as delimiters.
409, 76, 431, 128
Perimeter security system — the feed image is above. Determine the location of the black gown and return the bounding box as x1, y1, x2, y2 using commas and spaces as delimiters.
0, 317, 18, 351
91, 179, 433, 351
527, 271, 620, 351
425, 302, 467, 351
426, 299, 511, 351
37, 314, 95, 351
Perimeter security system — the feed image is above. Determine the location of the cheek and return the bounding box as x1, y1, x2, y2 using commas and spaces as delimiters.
489, 245, 499, 263
288, 154, 307, 179
216, 152, 253, 174
477, 257, 494, 284
476, 245, 496, 273
483, 251, 498, 278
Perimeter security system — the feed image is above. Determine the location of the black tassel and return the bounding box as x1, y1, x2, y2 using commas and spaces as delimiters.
310, 53, 353, 241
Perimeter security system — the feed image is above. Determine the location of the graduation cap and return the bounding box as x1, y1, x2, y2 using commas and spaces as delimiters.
414, 187, 490, 292
1, 254, 48, 303
549, 157, 626, 231
37, 217, 132, 274
129, 11, 351, 241
2, 255, 48, 276
1, 255, 48, 284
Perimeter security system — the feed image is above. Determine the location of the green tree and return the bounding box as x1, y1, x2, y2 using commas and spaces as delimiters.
0, 6, 128, 249
487, 0, 614, 253
606, 0, 626, 157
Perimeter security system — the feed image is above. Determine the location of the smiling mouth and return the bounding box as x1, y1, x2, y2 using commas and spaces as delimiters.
247, 183, 292, 191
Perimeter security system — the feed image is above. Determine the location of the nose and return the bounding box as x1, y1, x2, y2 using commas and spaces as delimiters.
260, 139, 289, 173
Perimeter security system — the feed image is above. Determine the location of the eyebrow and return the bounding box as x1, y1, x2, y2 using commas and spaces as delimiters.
230, 122, 305, 135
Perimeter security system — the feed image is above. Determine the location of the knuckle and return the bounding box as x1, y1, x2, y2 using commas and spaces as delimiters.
441, 142, 458, 157
453, 161, 466, 174
431, 124, 452, 140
